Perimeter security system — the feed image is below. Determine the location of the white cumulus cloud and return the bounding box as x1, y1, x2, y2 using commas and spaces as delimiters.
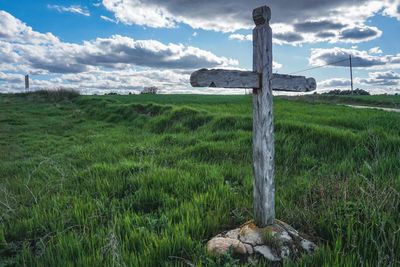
229, 34, 252, 41
47, 5, 90, 16
0, 11, 239, 94
319, 78, 350, 88
0, 11, 59, 44
369, 46, 383, 54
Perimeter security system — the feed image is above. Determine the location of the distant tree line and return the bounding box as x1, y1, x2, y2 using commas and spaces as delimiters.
140, 86, 158, 94
104, 86, 159, 95
323, 88, 370, 95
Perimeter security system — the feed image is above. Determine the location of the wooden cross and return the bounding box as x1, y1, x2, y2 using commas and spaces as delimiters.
190, 5, 316, 227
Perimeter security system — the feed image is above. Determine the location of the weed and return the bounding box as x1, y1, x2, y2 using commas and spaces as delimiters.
262, 230, 283, 256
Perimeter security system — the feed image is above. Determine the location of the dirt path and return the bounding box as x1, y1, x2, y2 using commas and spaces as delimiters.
345, 105, 400, 113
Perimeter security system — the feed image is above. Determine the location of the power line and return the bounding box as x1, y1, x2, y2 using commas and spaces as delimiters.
288, 58, 349, 75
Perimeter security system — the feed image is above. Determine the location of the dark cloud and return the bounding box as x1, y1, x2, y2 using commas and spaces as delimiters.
30, 60, 89, 74
102, 0, 378, 32
370, 71, 400, 80
0, 72, 24, 83
358, 78, 399, 86
392, 57, 400, 64
309, 47, 398, 68
294, 20, 345, 32
336, 55, 383, 67
315, 32, 336, 38
153, 0, 369, 25
76, 36, 236, 70
322, 71, 400, 89
3, 35, 236, 74
340, 26, 381, 40
0, 42, 20, 64
274, 32, 304, 43
62, 73, 96, 83
101, 0, 398, 45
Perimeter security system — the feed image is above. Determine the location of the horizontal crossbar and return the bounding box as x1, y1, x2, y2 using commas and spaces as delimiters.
190, 69, 316, 92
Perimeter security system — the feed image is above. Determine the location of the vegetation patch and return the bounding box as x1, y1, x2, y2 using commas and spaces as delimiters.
0, 93, 398, 266
14, 89, 80, 102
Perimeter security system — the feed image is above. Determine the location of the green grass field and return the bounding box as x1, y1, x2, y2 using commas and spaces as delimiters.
283, 93, 400, 108
1, 92, 399, 266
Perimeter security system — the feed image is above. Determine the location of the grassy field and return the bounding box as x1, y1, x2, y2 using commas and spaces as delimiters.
0, 91, 399, 266
282, 93, 400, 108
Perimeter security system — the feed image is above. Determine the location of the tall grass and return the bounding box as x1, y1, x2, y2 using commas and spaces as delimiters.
282, 93, 400, 108
13, 88, 80, 102
0, 93, 399, 266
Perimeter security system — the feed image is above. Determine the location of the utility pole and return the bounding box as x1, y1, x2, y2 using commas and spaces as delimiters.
349, 55, 353, 92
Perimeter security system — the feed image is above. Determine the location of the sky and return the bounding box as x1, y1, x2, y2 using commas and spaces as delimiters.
0, 0, 399, 95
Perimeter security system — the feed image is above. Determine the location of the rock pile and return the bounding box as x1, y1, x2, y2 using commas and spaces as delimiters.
207, 220, 317, 264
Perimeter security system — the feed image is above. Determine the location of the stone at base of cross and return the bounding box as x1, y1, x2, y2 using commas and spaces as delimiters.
206, 219, 317, 263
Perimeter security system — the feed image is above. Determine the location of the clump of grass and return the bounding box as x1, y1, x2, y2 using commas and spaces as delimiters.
37, 88, 80, 102
280, 94, 400, 109
201, 245, 242, 266
262, 230, 283, 256
150, 106, 212, 133
15, 88, 80, 102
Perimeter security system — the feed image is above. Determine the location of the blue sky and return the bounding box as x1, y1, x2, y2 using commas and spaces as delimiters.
0, 0, 399, 94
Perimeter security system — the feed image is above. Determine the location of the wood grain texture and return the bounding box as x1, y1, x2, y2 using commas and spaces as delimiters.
190, 69, 259, 88
272, 74, 316, 92
252, 5, 275, 227
252, 6, 271, 26
190, 70, 316, 92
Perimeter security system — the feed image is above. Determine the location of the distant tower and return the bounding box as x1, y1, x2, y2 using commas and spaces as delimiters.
25, 75, 29, 91
349, 55, 353, 92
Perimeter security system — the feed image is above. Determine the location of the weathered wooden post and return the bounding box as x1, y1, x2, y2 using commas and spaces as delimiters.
190, 6, 316, 228
251, 6, 275, 226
